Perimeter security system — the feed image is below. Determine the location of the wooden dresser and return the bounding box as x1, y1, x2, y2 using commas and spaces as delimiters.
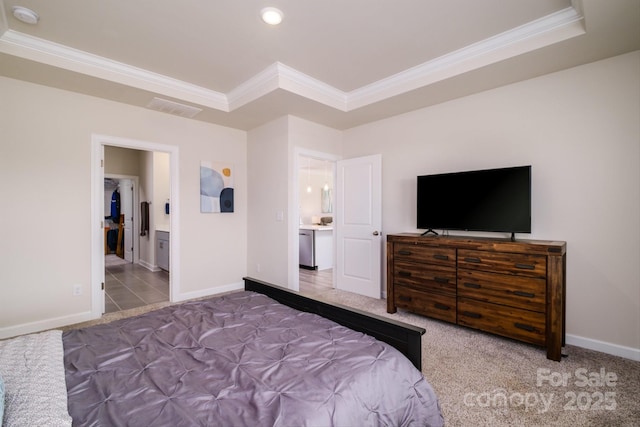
387, 233, 566, 361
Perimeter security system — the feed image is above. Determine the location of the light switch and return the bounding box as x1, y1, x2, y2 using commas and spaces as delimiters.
276, 210, 284, 221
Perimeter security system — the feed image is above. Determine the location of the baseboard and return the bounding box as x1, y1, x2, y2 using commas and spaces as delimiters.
173, 281, 245, 302
566, 334, 640, 362
0, 311, 94, 340
138, 259, 161, 272
0, 282, 244, 341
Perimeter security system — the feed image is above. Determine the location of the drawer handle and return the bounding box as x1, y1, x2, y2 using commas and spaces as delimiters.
398, 271, 412, 277
398, 250, 412, 256
463, 311, 482, 319
463, 282, 481, 289
515, 263, 535, 270
513, 290, 535, 298
514, 323, 536, 332
434, 277, 449, 284
398, 295, 412, 302
464, 257, 481, 263
433, 254, 449, 261
434, 303, 450, 311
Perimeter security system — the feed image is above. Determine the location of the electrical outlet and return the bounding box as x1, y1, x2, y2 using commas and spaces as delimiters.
72, 284, 83, 296
256, 263, 262, 273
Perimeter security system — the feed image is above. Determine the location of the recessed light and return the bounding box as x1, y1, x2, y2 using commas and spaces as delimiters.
261, 7, 283, 25
12, 6, 39, 25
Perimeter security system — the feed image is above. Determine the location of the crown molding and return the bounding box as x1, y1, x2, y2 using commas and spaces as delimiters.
0, 30, 229, 111
227, 62, 347, 111
226, 62, 281, 110
347, 6, 585, 110
276, 62, 348, 111
0, 5, 584, 115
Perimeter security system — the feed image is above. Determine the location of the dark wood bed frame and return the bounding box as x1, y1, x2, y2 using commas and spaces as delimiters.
243, 277, 425, 370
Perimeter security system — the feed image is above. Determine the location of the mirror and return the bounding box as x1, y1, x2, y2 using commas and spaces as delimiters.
321, 188, 332, 213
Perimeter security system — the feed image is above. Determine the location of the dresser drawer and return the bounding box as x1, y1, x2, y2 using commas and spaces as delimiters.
394, 260, 456, 295
395, 286, 456, 323
394, 244, 455, 267
458, 269, 546, 312
458, 297, 546, 346
458, 249, 546, 278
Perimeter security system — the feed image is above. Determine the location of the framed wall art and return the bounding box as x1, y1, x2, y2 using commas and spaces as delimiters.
200, 161, 234, 213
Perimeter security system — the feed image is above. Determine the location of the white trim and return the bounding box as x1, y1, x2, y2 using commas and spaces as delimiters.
227, 63, 281, 111
138, 259, 161, 272
347, 6, 585, 109
228, 62, 347, 112
0, 6, 584, 114
566, 334, 640, 362
91, 134, 180, 319
91, 140, 105, 317
0, 30, 228, 111
277, 63, 347, 111
0, 311, 93, 340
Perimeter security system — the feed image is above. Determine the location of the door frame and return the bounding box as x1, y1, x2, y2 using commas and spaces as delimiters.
91, 134, 180, 318
104, 174, 140, 264
290, 148, 340, 291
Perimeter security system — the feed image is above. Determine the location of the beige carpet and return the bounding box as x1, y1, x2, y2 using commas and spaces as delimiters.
63, 287, 640, 427
308, 288, 640, 427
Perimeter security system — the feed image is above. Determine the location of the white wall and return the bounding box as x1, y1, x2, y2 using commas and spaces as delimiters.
0, 76, 247, 337
247, 116, 290, 285
247, 116, 342, 287
153, 152, 170, 232
342, 51, 640, 357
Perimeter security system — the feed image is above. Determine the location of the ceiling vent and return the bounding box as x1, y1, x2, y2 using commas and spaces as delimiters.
146, 97, 203, 118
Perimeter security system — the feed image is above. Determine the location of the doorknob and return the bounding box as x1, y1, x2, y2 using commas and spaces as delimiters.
373, 231, 380, 236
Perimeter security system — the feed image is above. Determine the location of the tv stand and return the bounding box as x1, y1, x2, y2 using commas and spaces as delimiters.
510, 232, 516, 242
387, 233, 567, 361
421, 229, 439, 236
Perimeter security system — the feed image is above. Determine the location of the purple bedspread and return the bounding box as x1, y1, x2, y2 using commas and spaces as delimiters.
63, 291, 443, 426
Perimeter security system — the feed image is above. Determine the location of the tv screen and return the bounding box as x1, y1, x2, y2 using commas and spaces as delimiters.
417, 165, 531, 234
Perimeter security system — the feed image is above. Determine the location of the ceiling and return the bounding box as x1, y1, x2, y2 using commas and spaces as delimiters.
1, 0, 638, 131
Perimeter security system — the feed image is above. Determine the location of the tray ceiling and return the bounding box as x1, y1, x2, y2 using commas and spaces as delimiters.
1, 0, 638, 130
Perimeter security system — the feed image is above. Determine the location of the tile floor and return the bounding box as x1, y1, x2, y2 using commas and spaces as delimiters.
105, 258, 331, 314
105, 255, 170, 313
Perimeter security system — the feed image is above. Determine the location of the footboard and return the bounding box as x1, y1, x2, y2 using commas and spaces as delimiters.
243, 277, 425, 370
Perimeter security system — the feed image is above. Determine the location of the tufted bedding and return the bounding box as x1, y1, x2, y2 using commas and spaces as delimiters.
62, 291, 443, 426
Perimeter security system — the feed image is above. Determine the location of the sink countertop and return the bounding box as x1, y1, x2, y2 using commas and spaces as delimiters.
300, 225, 333, 231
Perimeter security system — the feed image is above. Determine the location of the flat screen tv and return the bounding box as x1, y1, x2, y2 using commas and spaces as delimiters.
417, 165, 531, 237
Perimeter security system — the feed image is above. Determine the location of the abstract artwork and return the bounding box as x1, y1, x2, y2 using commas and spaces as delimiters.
200, 161, 234, 213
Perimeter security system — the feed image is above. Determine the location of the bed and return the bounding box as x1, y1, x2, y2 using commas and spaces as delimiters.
0, 277, 443, 426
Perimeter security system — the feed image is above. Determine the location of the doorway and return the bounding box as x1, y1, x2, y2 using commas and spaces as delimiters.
102, 173, 169, 313
291, 152, 383, 300
91, 134, 180, 319
104, 176, 137, 264
297, 153, 336, 295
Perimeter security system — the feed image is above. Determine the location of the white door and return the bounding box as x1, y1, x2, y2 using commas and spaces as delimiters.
120, 179, 134, 263
335, 154, 382, 298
